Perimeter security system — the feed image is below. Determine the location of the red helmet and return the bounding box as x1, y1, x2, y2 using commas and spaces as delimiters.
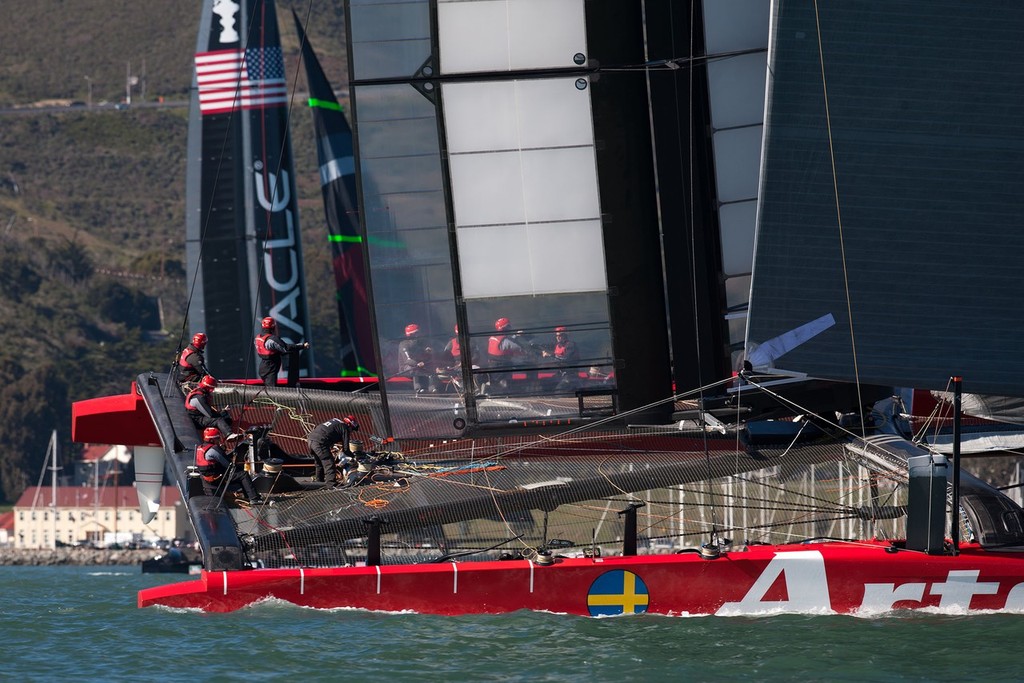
261, 316, 276, 331
495, 317, 510, 331
200, 375, 218, 390
202, 427, 220, 443
192, 332, 207, 349
555, 326, 567, 334
454, 324, 459, 334
405, 323, 419, 336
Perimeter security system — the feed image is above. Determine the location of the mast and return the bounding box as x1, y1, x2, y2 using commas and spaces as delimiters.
49, 429, 57, 550
951, 376, 962, 555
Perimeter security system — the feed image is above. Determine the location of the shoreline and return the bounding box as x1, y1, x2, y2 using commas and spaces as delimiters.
0, 548, 160, 566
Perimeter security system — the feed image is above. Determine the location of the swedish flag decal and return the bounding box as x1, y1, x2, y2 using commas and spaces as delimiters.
587, 570, 649, 616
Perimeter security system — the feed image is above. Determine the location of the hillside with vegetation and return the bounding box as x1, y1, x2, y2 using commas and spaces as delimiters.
0, 1, 349, 503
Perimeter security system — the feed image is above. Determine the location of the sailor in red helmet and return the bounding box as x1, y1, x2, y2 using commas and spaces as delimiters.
194, 427, 262, 505
443, 324, 461, 366
254, 316, 310, 387
436, 324, 462, 378
542, 326, 581, 391
542, 326, 579, 363
177, 332, 210, 385
435, 324, 481, 394
485, 317, 524, 394
398, 323, 435, 393
184, 375, 234, 437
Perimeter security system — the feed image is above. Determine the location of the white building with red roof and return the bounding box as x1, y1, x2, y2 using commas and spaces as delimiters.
13, 485, 187, 549
0, 511, 13, 546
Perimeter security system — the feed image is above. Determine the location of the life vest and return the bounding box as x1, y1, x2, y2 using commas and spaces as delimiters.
179, 346, 198, 369
195, 443, 220, 481
554, 342, 570, 359
184, 386, 208, 412
254, 333, 274, 358
488, 334, 508, 357
450, 337, 460, 358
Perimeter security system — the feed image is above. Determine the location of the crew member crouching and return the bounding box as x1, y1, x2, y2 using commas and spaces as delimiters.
194, 427, 262, 505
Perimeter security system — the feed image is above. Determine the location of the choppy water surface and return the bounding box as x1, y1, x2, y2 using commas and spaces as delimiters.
1, 565, 1021, 682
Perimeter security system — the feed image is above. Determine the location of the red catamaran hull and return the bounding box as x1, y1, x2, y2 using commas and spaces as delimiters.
139, 541, 1024, 615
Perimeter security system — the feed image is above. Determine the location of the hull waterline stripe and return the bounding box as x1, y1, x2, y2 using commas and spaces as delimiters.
376, 565, 382, 594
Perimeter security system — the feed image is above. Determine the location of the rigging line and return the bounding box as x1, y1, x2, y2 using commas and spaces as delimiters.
812, 1, 865, 436
913, 378, 953, 445
684, 1, 720, 546
485, 375, 736, 460
676, 479, 882, 516
237, 0, 318, 412
738, 373, 877, 447
601, 47, 769, 73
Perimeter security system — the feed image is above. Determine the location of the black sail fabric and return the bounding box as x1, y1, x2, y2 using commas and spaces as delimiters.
747, 1, 1024, 397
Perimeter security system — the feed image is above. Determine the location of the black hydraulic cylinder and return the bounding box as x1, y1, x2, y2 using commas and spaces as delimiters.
617, 502, 646, 557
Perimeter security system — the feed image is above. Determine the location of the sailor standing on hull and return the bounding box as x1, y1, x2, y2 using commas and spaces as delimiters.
398, 323, 435, 393
254, 316, 310, 387
177, 332, 210, 385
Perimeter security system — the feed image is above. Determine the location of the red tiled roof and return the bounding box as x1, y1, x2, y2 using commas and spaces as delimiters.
0, 511, 13, 530
13, 486, 181, 509
80, 444, 111, 462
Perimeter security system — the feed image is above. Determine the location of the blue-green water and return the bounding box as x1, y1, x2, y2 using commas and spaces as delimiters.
2, 565, 1022, 682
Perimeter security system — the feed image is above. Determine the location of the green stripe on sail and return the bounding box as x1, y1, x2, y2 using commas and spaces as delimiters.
308, 97, 343, 112
340, 367, 377, 377
328, 234, 405, 248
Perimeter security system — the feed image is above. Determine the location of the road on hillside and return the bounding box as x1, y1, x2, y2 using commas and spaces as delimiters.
0, 100, 188, 115
0, 91, 348, 116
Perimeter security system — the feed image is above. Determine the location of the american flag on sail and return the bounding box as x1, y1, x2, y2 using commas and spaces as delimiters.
195, 46, 288, 115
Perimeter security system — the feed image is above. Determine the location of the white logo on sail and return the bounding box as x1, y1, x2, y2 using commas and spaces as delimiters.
213, 0, 240, 44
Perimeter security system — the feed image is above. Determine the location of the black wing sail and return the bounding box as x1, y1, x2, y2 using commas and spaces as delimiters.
747, 2, 1024, 398
293, 11, 377, 379
186, 0, 315, 380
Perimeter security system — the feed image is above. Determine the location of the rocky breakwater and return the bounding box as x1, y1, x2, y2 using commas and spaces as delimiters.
0, 548, 157, 566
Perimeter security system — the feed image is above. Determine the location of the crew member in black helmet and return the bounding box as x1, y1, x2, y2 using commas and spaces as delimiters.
254, 316, 310, 387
